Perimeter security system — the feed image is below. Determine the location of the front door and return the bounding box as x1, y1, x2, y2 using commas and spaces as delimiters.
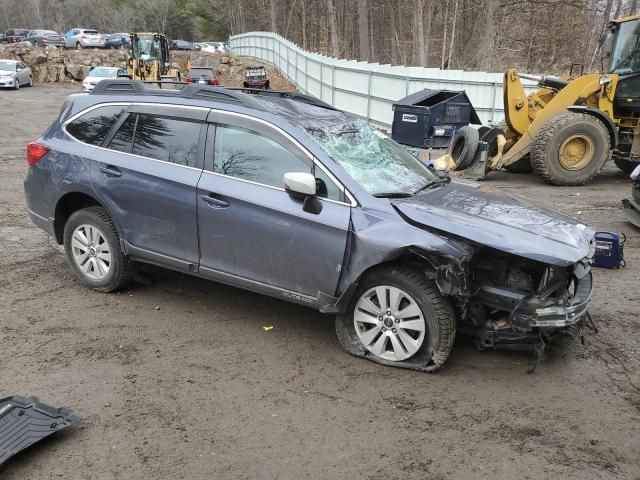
196, 111, 351, 303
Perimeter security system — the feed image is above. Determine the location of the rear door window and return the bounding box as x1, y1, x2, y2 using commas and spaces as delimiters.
132, 114, 201, 167
107, 113, 137, 153
66, 105, 127, 146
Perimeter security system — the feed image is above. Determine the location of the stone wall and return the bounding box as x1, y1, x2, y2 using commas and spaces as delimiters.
0, 42, 294, 90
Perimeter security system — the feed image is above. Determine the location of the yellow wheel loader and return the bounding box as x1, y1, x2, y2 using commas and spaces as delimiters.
466, 15, 640, 186
126, 33, 182, 83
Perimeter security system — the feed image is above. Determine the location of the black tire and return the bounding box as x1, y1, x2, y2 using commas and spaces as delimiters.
335, 265, 456, 371
27, 76, 33, 87
451, 126, 479, 170
530, 112, 610, 186
613, 156, 640, 174
504, 155, 533, 173
63, 206, 133, 292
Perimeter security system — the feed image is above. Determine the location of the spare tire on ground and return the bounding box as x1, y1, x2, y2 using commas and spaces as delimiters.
451, 126, 479, 170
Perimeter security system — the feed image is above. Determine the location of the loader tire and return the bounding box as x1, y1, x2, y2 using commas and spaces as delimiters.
451, 126, 479, 170
613, 156, 640, 174
530, 112, 610, 186
504, 155, 533, 173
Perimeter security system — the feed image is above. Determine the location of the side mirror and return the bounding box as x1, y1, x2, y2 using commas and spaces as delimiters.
283, 172, 316, 197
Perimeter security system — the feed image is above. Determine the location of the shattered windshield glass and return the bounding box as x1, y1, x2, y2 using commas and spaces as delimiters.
305, 120, 437, 196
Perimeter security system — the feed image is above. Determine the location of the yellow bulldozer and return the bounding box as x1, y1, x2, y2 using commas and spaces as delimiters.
126, 33, 182, 82
461, 15, 640, 185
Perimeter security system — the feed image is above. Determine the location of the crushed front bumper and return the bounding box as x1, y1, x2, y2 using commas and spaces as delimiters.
477, 271, 593, 330
527, 271, 592, 327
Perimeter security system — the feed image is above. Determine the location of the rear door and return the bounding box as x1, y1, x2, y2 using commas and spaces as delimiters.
82, 104, 207, 271
196, 111, 352, 302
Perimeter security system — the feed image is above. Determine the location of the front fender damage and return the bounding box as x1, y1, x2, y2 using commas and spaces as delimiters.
318, 209, 474, 315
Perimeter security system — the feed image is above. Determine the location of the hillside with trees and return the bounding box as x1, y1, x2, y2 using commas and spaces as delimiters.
1, 0, 637, 73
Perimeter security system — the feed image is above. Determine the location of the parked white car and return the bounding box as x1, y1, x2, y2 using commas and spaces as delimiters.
82, 66, 126, 91
199, 41, 228, 53
0, 59, 32, 89
64, 29, 105, 49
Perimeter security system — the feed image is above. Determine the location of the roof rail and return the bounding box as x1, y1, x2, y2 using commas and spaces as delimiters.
224, 87, 338, 111
89, 79, 339, 112
90, 79, 267, 111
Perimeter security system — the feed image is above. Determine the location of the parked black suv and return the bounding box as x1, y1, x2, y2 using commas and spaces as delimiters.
23, 80, 596, 371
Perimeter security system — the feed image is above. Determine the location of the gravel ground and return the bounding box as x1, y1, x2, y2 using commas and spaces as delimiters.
1, 85, 639, 480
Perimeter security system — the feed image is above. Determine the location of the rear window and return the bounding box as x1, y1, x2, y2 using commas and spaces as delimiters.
188, 68, 214, 77
66, 105, 126, 146
83, 30, 99, 35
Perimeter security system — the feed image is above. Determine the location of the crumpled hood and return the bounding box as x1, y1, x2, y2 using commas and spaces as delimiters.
392, 180, 595, 266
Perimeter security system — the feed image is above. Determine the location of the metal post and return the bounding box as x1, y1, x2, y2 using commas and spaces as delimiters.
366, 71, 372, 120
490, 80, 498, 123
331, 64, 336, 107
405, 75, 410, 96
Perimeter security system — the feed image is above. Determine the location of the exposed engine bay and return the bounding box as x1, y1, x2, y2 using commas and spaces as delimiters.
454, 246, 593, 354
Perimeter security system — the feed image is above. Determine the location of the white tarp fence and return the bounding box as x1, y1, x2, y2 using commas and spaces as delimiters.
229, 31, 537, 128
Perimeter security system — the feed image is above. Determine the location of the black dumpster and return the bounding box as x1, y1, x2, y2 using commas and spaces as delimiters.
391, 89, 481, 149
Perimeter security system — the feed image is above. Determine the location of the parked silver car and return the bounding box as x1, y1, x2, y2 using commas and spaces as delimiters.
64, 29, 105, 49
0, 59, 32, 89
24, 30, 65, 47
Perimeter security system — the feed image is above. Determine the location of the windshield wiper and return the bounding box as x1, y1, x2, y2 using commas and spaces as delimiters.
412, 175, 451, 195
373, 192, 414, 198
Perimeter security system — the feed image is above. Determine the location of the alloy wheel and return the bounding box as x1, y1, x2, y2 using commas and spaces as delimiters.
70, 224, 112, 280
353, 286, 426, 361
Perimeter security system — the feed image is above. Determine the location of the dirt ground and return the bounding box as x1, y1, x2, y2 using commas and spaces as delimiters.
1, 85, 639, 480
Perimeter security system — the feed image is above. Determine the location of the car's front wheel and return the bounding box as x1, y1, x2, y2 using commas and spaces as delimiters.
336, 266, 456, 370
63, 206, 132, 292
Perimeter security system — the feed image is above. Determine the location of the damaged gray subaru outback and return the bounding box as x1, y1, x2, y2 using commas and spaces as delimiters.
24, 80, 595, 371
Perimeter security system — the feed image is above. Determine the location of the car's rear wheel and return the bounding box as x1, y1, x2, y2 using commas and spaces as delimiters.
63, 207, 132, 292
336, 266, 456, 370
27, 76, 33, 87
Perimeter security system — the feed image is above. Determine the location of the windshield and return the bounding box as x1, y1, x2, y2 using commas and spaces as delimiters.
306, 120, 437, 196
133, 35, 162, 61
610, 20, 640, 74
0, 61, 16, 71
90, 67, 116, 77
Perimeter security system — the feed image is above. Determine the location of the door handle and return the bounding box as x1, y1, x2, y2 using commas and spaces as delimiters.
99, 165, 122, 178
201, 194, 229, 208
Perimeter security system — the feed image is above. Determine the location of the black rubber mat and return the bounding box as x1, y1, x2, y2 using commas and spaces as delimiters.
0, 395, 80, 467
